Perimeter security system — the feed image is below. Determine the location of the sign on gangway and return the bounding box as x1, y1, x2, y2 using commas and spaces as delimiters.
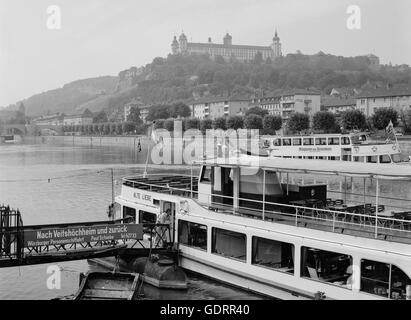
23, 223, 143, 247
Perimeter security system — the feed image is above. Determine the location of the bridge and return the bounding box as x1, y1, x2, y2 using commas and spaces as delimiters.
0, 124, 63, 136
0, 205, 175, 268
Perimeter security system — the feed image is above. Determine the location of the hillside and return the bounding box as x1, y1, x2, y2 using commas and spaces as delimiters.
8, 76, 119, 117
5, 52, 411, 118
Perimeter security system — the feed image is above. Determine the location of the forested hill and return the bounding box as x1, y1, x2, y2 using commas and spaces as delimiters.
4, 76, 119, 117
4, 52, 411, 118
110, 52, 411, 108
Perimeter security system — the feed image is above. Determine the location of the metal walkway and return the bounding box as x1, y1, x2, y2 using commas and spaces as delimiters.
0, 205, 174, 268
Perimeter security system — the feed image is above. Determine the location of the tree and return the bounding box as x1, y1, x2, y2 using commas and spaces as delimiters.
263, 115, 282, 135
164, 118, 174, 131
103, 123, 110, 135
154, 119, 165, 129
341, 110, 367, 131
116, 123, 123, 135
184, 118, 200, 130
200, 119, 213, 133
146, 105, 170, 122
170, 102, 191, 118
245, 106, 269, 118
126, 107, 142, 124
123, 122, 136, 134
399, 109, 411, 133
287, 113, 310, 133
93, 111, 108, 123
244, 114, 263, 130
371, 108, 398, 130
313, 111, 338, 133
226, 116, 244, 130
212, 117, 227, 130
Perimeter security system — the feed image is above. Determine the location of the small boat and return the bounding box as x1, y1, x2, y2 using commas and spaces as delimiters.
74, 271, 141, 300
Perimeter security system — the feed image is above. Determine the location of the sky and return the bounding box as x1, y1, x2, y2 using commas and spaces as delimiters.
1, 0, 410, 107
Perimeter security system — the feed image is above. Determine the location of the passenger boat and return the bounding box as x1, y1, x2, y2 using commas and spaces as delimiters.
73, 271, 141, 300
0, 135, 21, 145
113, 154, 411, 300
259, 132, 410, 164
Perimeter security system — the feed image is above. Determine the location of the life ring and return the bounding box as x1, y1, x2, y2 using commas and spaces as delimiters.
392, 145, 397, 150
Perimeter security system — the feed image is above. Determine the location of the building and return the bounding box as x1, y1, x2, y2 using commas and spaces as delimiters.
363, 54, 380, 66
62, 109, 93, 126
321, 97, 356, 115
171, 30, 282, 62
124, 99, 147, 122
250, 89, 321, 120
356, 85, 411, 117
190, 97, 250, 120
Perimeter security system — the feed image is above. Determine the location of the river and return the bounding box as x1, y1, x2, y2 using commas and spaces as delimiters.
0, 140, 265, 300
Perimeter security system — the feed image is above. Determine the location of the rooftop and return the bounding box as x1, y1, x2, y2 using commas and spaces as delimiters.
321, 97, 356, 108
356, 85, 411, 99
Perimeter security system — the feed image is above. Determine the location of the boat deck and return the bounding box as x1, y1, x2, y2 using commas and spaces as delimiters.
122, 176, 411, 245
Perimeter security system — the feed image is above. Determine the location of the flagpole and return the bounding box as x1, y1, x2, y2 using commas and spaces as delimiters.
143, 125, 153, 178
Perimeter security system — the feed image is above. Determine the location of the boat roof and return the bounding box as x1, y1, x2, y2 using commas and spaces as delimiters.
194, 155, 411, 180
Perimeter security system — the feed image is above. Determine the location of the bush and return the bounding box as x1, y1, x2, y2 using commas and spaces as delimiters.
200, 119, 213, 133
184, 118, 201, 130
164, 118, 174, 131
263, 115, 282, 135
287, 113, 310, 133
226, 116, 244, 130
313, 111, 338, 133
245, 106, 269, 118
371, 108, 398, 130
341, 110, 367, 131
244, 114, 263, 130
154, 119, 165, 129
212, 117, 227, 130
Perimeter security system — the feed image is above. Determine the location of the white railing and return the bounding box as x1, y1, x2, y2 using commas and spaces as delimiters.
122, 176, 411, 241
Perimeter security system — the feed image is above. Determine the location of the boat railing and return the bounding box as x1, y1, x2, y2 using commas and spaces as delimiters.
122, 177, 411, 243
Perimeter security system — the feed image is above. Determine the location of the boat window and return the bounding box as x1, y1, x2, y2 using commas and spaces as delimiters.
341, 137, 351, 145
282, 138, 291, 146
315, 138, 327, 146
292, 138, 302, 146
328, 137, 340, 145
353, 156, 364, 162
212, 228, 246, 262
252, 237, 294, 274
123, 206, 136, 222
379, 155, 391, 164
200, 166, 212, 183
360, 259, 389, 298
366, 156, 378, 163
139, 210, 156, 224
392, 153, 410, 163
273, 138, 281, 146
178, 220, 207, 251
301, 247, 353, 289
303, 138, 314, 146
390, 265, 411, 300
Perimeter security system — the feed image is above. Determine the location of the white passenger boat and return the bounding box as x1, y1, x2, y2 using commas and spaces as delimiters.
113, 155, 411, 300
260, 132, 410, 165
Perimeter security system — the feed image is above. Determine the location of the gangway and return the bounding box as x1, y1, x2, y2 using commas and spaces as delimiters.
0, 205, 175, 268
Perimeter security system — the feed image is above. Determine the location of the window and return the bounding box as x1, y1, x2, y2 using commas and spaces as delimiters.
123, 206, 136, 222
292, 138, 302, 146
367, 156, 378, 163
200, 166, 212, 183
273, 138, 281, 146
301, 247, 353, 289
252, 237, 294, 274
178, 220, 207, 251
315, 138, 327, 145
361, 259, 389, 298
303, 138, 314, 146
341, 137, 351, 145
380, 155, 391, 164
212, 228, 246, 261
328, 137, 340, 145
390, 265, 411, 300
282, 138, 291, 146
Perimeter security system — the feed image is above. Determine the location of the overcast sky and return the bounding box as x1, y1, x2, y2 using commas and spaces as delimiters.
1, 0, 410, 107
